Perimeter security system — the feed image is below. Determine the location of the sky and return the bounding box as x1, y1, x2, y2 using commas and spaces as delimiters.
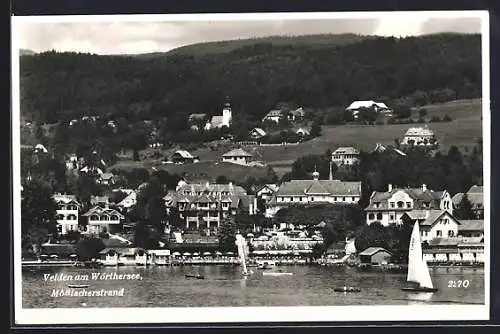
15, 13, 483, 55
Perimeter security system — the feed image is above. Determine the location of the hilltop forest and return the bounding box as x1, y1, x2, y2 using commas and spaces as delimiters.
20, 33, 481, 158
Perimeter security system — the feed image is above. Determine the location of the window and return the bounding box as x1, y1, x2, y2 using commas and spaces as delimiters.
334, 197, 337, 201
111, 215, 118, 220
290, 197, 294, 202
374, 202, 380, 208
67, 214, 76, 220
281, 197, 285, 202
397, 201, 404, 208
368, 213, 375, 220
299, 197, 303, 201
311, 197, 315, 202
406, 202, 411, 208
376, 213, 383, 220
57, 225, 62, 233
436, 230, 442, 237
390, 202, 395, 208
342, 197, 346, 201
352, 197, 356, 201
448, 230, 455, 237
90, 214, 99, 221
390, 215, 395, 221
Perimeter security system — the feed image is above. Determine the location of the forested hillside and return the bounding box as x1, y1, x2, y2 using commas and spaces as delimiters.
20, 33, 481, 126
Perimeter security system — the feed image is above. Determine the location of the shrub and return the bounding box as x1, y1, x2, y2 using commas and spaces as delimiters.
443, 114, 453, 122
430, 116, 441, 122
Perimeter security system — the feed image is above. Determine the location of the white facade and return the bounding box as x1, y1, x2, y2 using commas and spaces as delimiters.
54, 199, 80, 235
420, 213, 459, 242
401, 126, 436, 146
365, 185, 453, 226
222, 155, 251, 165
331, 147, 360, 166
84, 206, 124, 234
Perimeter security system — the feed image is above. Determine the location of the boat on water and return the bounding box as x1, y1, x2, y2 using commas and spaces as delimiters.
185, 274, 205, 279
401, 222, 438, 293
334, 286, 361, 293
257, 260, 277, 269
236, 233, 253, 276
262, 271, 293, 276
68, 284, 89, 289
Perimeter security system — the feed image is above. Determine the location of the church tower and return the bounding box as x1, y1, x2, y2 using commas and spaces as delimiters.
222, 96, 232, 127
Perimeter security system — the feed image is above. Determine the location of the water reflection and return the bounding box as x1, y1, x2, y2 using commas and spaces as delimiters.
22, 265, 484, 308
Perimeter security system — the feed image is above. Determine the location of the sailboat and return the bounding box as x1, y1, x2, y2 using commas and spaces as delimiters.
236, 233, 252, 276
401, 222, 438, 292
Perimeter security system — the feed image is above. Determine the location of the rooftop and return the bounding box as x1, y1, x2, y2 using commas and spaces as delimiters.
222, 148, 253, 158
274, 179, 361, 197
332, 146, 360, 155
346, 100, 388, 110
359, 247, 391, 256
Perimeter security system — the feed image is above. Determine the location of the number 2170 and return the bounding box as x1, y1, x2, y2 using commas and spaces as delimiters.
448, 280, 470, 288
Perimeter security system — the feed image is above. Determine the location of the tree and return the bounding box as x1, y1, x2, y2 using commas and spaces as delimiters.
76, 236, 105, 261
216, 175, 229, 184
354, 222, 391, 252
443, 114, 453, 122
218, 218, 237, 252
454, 194, 476, 219
133, 149, 140, 161
310, 120, 322, 138
418, 108, 427, 118
21, 181, 58, 254
145, 197, 167, 230
393, 104, 412, 119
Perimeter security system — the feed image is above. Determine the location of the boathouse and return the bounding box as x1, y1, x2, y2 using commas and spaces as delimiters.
359, 247, 392, 265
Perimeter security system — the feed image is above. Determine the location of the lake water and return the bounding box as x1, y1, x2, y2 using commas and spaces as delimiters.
22, 265, 484, 308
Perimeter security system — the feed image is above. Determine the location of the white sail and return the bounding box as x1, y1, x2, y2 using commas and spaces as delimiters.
407, 222, 434, 289
235, 234, 248, 274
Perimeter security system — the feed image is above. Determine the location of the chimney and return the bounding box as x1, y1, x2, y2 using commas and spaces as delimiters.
388, 184, 393, 192
422, 184, 427, 192
329, 161, 333, 181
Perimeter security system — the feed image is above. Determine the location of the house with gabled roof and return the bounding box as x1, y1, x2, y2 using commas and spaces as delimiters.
82, 206, 124, 234
172, 150, 199, 164
222, 148, 253, 166
401, 209, 460, 242
97, 172, 116, 186
457, 219, 484, 238
249, 128, 267, 140
164, 181, 251, 231
331, 146, 360, 166
265, 170, 361, 217
401, 125, 437, 146
52, 193, 81, 235
256, 184, 279, 203
365, 183, 453, 226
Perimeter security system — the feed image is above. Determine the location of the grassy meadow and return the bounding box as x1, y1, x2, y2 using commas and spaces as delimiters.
109, 98, 482, 180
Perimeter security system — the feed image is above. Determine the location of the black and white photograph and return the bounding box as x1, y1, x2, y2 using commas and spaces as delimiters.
11, 11, 490, 324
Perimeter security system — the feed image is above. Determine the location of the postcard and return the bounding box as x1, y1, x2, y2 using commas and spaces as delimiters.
11, 10, 490, 325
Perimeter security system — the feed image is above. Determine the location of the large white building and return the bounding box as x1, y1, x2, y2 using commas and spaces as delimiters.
401, 125, 436, 146
331, 146, 360, 166
164, 181, 256, 231
52, 193, 81, 235
265, 170, 362, 217
364, 184, 453, 226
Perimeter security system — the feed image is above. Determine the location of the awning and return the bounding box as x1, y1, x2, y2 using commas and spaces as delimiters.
69, 254, 78, 258
172, 252, 181, 256
193, 252, 200, 256
182, 252, 191, 256
203, 252, 211, 256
